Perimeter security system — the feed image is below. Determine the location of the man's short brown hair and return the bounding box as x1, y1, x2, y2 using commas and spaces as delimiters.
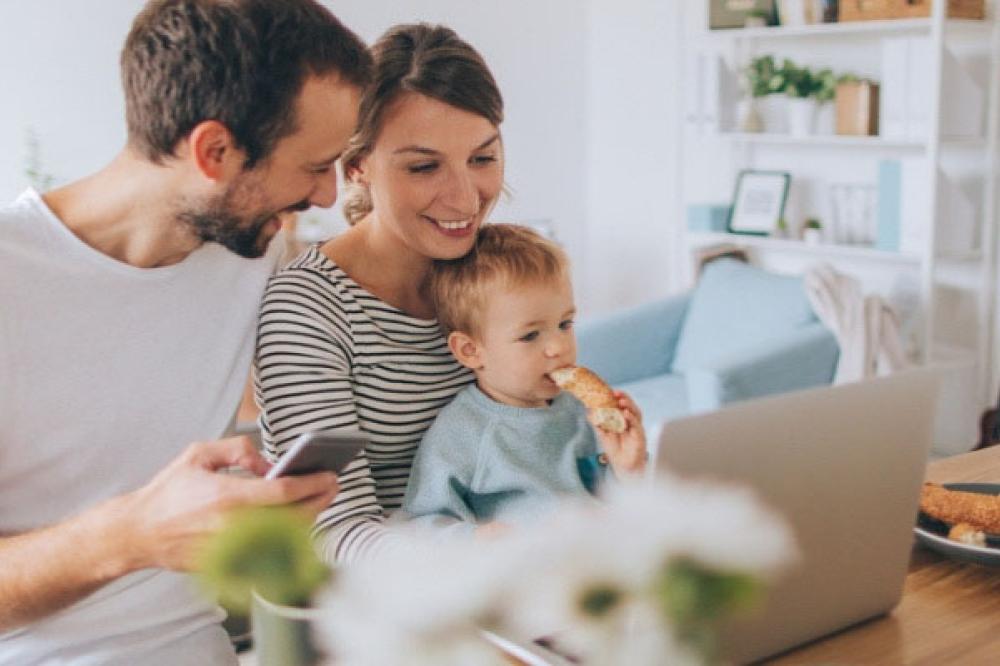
430, 224, 570, 338
121, 0, 371, 168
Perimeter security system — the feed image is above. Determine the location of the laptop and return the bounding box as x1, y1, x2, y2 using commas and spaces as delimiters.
654, 368, 939, 664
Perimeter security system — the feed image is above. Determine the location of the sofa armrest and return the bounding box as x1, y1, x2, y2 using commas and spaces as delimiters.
575, 294, 691, 386
685, 322, 838, 413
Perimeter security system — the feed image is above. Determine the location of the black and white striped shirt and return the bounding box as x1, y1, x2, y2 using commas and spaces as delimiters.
254, 246, 472, 563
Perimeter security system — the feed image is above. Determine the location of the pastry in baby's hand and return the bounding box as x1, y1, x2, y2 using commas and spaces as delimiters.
549, 366, 627, 433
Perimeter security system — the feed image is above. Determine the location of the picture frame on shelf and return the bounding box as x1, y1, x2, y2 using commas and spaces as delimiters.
727, 170, 791, 235
709, 0, 778, 29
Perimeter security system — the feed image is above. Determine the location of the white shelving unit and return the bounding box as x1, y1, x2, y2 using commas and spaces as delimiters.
676, 2, 1000, 451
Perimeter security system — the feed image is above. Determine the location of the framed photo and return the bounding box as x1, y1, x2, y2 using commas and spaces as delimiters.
709, 0, 778, 29
727, 170, 791, 235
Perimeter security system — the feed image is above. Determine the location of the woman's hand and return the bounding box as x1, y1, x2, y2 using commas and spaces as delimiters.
591, 391, 648, 476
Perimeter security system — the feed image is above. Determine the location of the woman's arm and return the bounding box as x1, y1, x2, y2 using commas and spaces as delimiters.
255, 271, 394, 564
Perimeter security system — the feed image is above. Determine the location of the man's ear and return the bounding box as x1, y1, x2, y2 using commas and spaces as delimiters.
187, 120, 244, 182
448, 331, 483, 370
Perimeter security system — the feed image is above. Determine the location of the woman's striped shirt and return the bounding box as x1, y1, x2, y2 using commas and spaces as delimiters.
254, 245, 472, 564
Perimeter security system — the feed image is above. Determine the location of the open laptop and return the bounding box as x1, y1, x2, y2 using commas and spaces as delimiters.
655, 368, 939, 664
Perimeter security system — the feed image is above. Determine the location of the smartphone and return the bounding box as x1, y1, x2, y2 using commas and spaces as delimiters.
265, 430, 368, 480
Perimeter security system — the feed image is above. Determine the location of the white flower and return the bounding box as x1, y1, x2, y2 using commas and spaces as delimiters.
313, 475, 796, 666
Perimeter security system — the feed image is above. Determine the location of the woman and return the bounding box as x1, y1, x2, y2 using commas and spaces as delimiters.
254, 23, 504, 563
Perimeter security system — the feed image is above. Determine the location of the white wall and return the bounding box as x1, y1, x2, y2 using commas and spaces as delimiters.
585, 0, 680, 314
0, 2, 140, 200
0, 1, 682, 315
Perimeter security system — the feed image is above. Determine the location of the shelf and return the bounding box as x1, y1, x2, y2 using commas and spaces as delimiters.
935, 254, 985, 290
706, 18, 989, 41
715, 132, 986, 149
716, 132, 925, 149
686, 231, 922, 264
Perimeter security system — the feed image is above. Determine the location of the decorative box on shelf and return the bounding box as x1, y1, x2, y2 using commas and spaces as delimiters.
835, 81, 879, 136
839, 0, 985, 21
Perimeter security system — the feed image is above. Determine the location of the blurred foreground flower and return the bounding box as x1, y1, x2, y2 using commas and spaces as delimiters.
318, 475, 797, 665
196, 506, 330, 614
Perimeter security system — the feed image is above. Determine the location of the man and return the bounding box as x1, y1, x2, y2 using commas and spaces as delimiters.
0, 1, 369, 663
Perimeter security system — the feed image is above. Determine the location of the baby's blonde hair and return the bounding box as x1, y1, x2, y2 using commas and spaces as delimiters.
430, 223, 569, 338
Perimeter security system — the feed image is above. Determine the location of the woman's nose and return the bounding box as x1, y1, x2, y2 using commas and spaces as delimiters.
439, 168, 479, 217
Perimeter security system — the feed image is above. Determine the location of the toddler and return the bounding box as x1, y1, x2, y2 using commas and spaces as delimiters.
402, 224, 647, 535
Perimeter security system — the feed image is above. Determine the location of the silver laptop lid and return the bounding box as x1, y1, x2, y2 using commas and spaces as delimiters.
654, 368, 939, 663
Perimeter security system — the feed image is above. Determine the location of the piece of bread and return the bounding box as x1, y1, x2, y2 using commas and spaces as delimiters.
948, 522, 986, 547
920, 482, 1000, 534
549, 366, 626, 433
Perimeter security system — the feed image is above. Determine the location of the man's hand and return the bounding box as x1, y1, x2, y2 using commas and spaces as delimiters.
590, 391, 648, 476
474, 521, 513, 540
121, 436, 339, 571
0, 435, 338, 632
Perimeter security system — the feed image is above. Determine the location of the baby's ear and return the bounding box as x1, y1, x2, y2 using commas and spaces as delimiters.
448, 331, 483, 370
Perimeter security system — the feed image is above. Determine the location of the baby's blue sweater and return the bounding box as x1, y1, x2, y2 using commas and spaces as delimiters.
402, 384, 605, 536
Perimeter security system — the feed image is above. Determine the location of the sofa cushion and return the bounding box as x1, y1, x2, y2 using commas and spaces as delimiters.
671, 259, 817, 373
618, 373, 690, 430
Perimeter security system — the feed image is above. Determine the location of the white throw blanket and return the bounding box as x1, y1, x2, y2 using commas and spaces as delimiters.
805, 264, 909, 384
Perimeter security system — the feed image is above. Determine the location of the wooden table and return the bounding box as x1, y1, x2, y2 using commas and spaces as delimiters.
768, 446, 1000, 665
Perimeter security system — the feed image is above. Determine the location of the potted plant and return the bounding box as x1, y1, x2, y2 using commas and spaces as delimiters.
812, 68, 839, 135
802, 218, 824, 245
197, 507, 331, 666
778, 60, 820, 136
744, 8, 771, 28
740, 55, 779, 133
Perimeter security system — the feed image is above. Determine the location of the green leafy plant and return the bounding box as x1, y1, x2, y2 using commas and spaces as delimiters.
196, 506, 331, 614
777, 60, 820, 99
744, 55, 780, 98
804, 218, 822, 230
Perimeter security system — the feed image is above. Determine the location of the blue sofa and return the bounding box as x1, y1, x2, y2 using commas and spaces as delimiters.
576, 258, 839, 435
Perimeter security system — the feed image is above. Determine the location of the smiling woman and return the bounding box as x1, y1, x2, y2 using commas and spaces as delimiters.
253, 23, 505, 564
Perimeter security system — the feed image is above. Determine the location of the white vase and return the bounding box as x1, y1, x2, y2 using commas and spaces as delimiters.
758, 95, 787, 134
802, 228, 823, 245
787, 97, 817, 136
815, 102, 835, 135
251, 591, 324, 666
737, 98, 764, 133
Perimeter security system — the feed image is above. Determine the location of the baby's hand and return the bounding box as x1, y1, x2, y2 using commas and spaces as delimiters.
591, 391, 647, 476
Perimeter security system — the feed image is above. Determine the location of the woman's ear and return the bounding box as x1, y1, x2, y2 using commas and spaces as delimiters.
187, 120, 243, 182
448, 331, 483, 370
348, 154, 371, 186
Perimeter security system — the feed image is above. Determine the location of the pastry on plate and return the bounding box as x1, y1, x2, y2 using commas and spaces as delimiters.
920, 482, 1000, 535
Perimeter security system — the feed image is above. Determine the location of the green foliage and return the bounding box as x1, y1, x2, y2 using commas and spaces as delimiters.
654, 557, 762, 656
577, 583, 626, 618
196, 506, 331, 614
777, 59, 819, 99
744, 55, 779, 98
804, 218, 822, 229
744, 57, 863, 102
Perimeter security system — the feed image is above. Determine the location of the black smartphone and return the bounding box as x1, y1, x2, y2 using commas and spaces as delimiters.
265, 430, 368, 479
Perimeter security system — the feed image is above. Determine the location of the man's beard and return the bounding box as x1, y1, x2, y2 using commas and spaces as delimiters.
179, 205, 275, 259
178, 181, 308, 259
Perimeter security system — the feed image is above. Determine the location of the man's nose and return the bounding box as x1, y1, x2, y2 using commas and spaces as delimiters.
309, 172, 339, 209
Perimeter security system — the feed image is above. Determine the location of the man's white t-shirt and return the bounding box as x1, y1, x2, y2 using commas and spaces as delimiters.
0, 190, 282, 664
